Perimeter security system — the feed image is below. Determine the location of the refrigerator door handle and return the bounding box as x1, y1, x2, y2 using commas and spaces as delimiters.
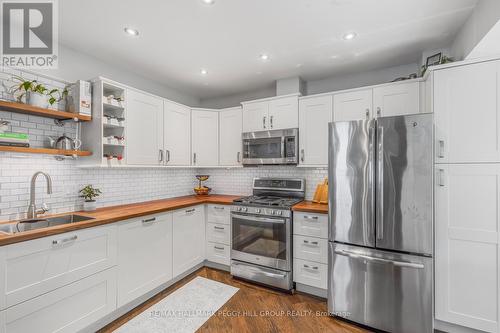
368, 123, 376, 233
376, 125, 384, 240
334, 249, 425, 269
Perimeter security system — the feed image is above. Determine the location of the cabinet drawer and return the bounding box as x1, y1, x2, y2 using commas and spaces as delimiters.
206, 222, 230, 245
0, 225, 117, 309
207, 204, 230, 225
293, 258, 328, 290
206, 242, 230, 266
0, 268, 116, 333
293, 212, 328, 238
293, 235, 328, 264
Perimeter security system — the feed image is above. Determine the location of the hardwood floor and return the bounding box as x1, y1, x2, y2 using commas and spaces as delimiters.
99, 267, 372, 333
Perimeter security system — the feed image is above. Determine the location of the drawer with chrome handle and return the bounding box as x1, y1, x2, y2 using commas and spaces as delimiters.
293, 212, 328, 239
293, 258, 328, 289
52, 234, 78, 246
293, 235, 328, 264
207, 204, 230, 224
207, 222, 230, 245
206, 242, 230, 266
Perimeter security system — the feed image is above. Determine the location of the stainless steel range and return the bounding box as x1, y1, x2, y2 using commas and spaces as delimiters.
230, 178, 305, 291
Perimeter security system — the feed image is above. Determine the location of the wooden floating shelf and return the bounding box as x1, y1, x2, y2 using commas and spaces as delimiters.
0, 100, 91, 122
0, 146, 92, 156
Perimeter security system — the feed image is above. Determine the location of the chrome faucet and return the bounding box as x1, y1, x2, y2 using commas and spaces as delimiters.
27, 171, 53, 219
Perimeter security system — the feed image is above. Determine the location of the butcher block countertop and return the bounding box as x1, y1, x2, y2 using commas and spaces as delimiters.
0, 194, 240, 247
292, 201, 328, 214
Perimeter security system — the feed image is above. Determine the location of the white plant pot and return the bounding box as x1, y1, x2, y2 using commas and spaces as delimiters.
83, 200, 97, 211
27, 92, 49, 108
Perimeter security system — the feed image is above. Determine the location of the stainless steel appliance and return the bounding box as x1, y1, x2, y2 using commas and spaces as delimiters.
231, 178, 305, 290
328, 114, 433, 333
242, 128, 298, 165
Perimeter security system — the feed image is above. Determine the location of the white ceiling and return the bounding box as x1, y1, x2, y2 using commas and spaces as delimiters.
59, 0, 477, 99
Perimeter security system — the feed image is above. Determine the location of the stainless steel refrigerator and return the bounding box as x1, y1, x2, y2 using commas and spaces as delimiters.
327, 114, 433, 333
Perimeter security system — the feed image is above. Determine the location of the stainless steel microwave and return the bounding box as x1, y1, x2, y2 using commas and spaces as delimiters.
242, 128, 298, 165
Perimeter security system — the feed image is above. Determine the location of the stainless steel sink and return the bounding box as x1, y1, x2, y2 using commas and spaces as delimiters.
0, 214, 95, 234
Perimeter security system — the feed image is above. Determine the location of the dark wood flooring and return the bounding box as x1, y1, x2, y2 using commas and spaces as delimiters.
98, 267, 372, 333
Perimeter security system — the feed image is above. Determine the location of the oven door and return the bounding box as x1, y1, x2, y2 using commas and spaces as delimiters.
231, 212, 291, 271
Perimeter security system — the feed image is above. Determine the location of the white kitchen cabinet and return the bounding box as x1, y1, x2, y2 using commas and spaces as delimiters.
435, 164, 500, 333
0, 268, 116, 333
268, 95, 299, 130
293, 259, 328, 290
206, 243, 230, 266
117, 213, 173, 307
172, 206, 206, 276
373, 81, 420, 117
298, 95, 332, 166
191, 109, 219, 166
242, 100, 268, 132
434, 60, 500, 163
219, 107, 242, 166
126, 89, 164, 165
0, 225, 117, 310
164, 100, 191, 166
333, 89, 372, 121
293, 235, 328, 264
293, 212, 328, 239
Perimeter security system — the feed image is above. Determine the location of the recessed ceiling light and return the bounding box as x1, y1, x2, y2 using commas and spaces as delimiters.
201, 0, 215, 5
124, 27, 139, 36
259, 54, 269, 61
343, 32, 357, 40
200, 69, 208, 75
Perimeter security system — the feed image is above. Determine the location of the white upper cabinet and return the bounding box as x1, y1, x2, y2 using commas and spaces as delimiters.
435, 164, 500, 333
126, 89, 164, 165
242, 95, 299, 132
434, 60, 500, 163
242, 100, 268, 132
219, 107, 242, 166
373, 81, 420, 117
299, 95, 332, 166
191, 109, 219, 166
333, 89, 372, 121
164, 100, 191, 166
268, 95, 299, 130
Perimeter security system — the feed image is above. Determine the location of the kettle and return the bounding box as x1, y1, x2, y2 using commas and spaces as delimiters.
47, 133, 82, 150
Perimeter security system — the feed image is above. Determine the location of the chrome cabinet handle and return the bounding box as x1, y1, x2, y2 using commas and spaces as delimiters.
158, 149, 163, 162
193, 153, 197, 165
185, 208, 195, 213
303, 215, 318, 220
270, 115, 273, 129
214, 246, 225, 250
166, 150, 170, 163
365, 108, 370, 118
303, 240, 318, 245
303, 264, 319, 270
438, 168, 445, 187
376, 107, 381, 117
237, 151, 241, 163
438, 140, 445, 158
214, 226, 225, 230
263, 116, 266, 129
214, 206, 224, 210
52, 235, 77, 245
300, 149, 305, 162
142, 217, 156, 223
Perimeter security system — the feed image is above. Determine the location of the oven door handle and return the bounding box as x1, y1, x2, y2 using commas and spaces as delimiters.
231, 213, 286, 224
232, 262, 287, 278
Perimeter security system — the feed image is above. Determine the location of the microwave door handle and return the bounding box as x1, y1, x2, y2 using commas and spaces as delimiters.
231, 213, 286, 224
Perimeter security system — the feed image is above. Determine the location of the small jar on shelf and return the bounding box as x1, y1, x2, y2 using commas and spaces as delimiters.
103, 154, 124, 166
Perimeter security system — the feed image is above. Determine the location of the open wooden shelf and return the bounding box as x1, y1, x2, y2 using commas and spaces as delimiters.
0, 146, 92, 156
0, 100, 91, 121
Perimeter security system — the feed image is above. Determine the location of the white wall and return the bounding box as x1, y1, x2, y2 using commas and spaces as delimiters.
199, 84, 276, 109
451, 0, 500, 60
34, 45, 200, 106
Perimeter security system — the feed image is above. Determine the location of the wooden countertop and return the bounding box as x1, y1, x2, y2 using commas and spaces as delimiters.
292, 201, 328, 214
0, 194, 240, 247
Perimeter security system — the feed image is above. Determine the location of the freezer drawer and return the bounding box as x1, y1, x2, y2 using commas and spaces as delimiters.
328, 243, 433, 333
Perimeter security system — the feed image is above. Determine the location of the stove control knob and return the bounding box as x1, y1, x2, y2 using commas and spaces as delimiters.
238, 207, 242, 212
270, 210, 275, 215
242, 207, 248, 212
256, 208, 261, 213
278, 211, 283, 216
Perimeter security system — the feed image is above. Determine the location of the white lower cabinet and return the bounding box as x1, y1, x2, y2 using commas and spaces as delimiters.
0, 268, 117, 333
293, 235, 328, 264
206, 242, 230, 266
293, 259, 328, 290
293, 212, 328, 238
0, 225, 117, 310
173, 206, 206, 276
117, 213, 173, 307
206, 204, 231, 266
435, 164, 500, 333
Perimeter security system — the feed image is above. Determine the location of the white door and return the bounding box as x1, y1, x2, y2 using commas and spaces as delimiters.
268, 95, 299, 130
191, 109, 219, 166
219, 107, 242, 166
298, 95, 332, 166
434, 60, 500, 163
373, 81, 420, 117
242, 101, 268, 132
333, 89, 372, 121
172, 206, 205, 277
126, 89, 163, 165
117, 213, 173, 307
164, 100, 191, 166
435, 164, 500, 333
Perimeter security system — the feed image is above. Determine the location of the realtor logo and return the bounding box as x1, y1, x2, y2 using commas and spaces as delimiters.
1, 0, 58, 68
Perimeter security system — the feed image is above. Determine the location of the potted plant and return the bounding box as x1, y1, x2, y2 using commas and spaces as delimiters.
11, 76, 67, 108
79, 185, 102, 211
